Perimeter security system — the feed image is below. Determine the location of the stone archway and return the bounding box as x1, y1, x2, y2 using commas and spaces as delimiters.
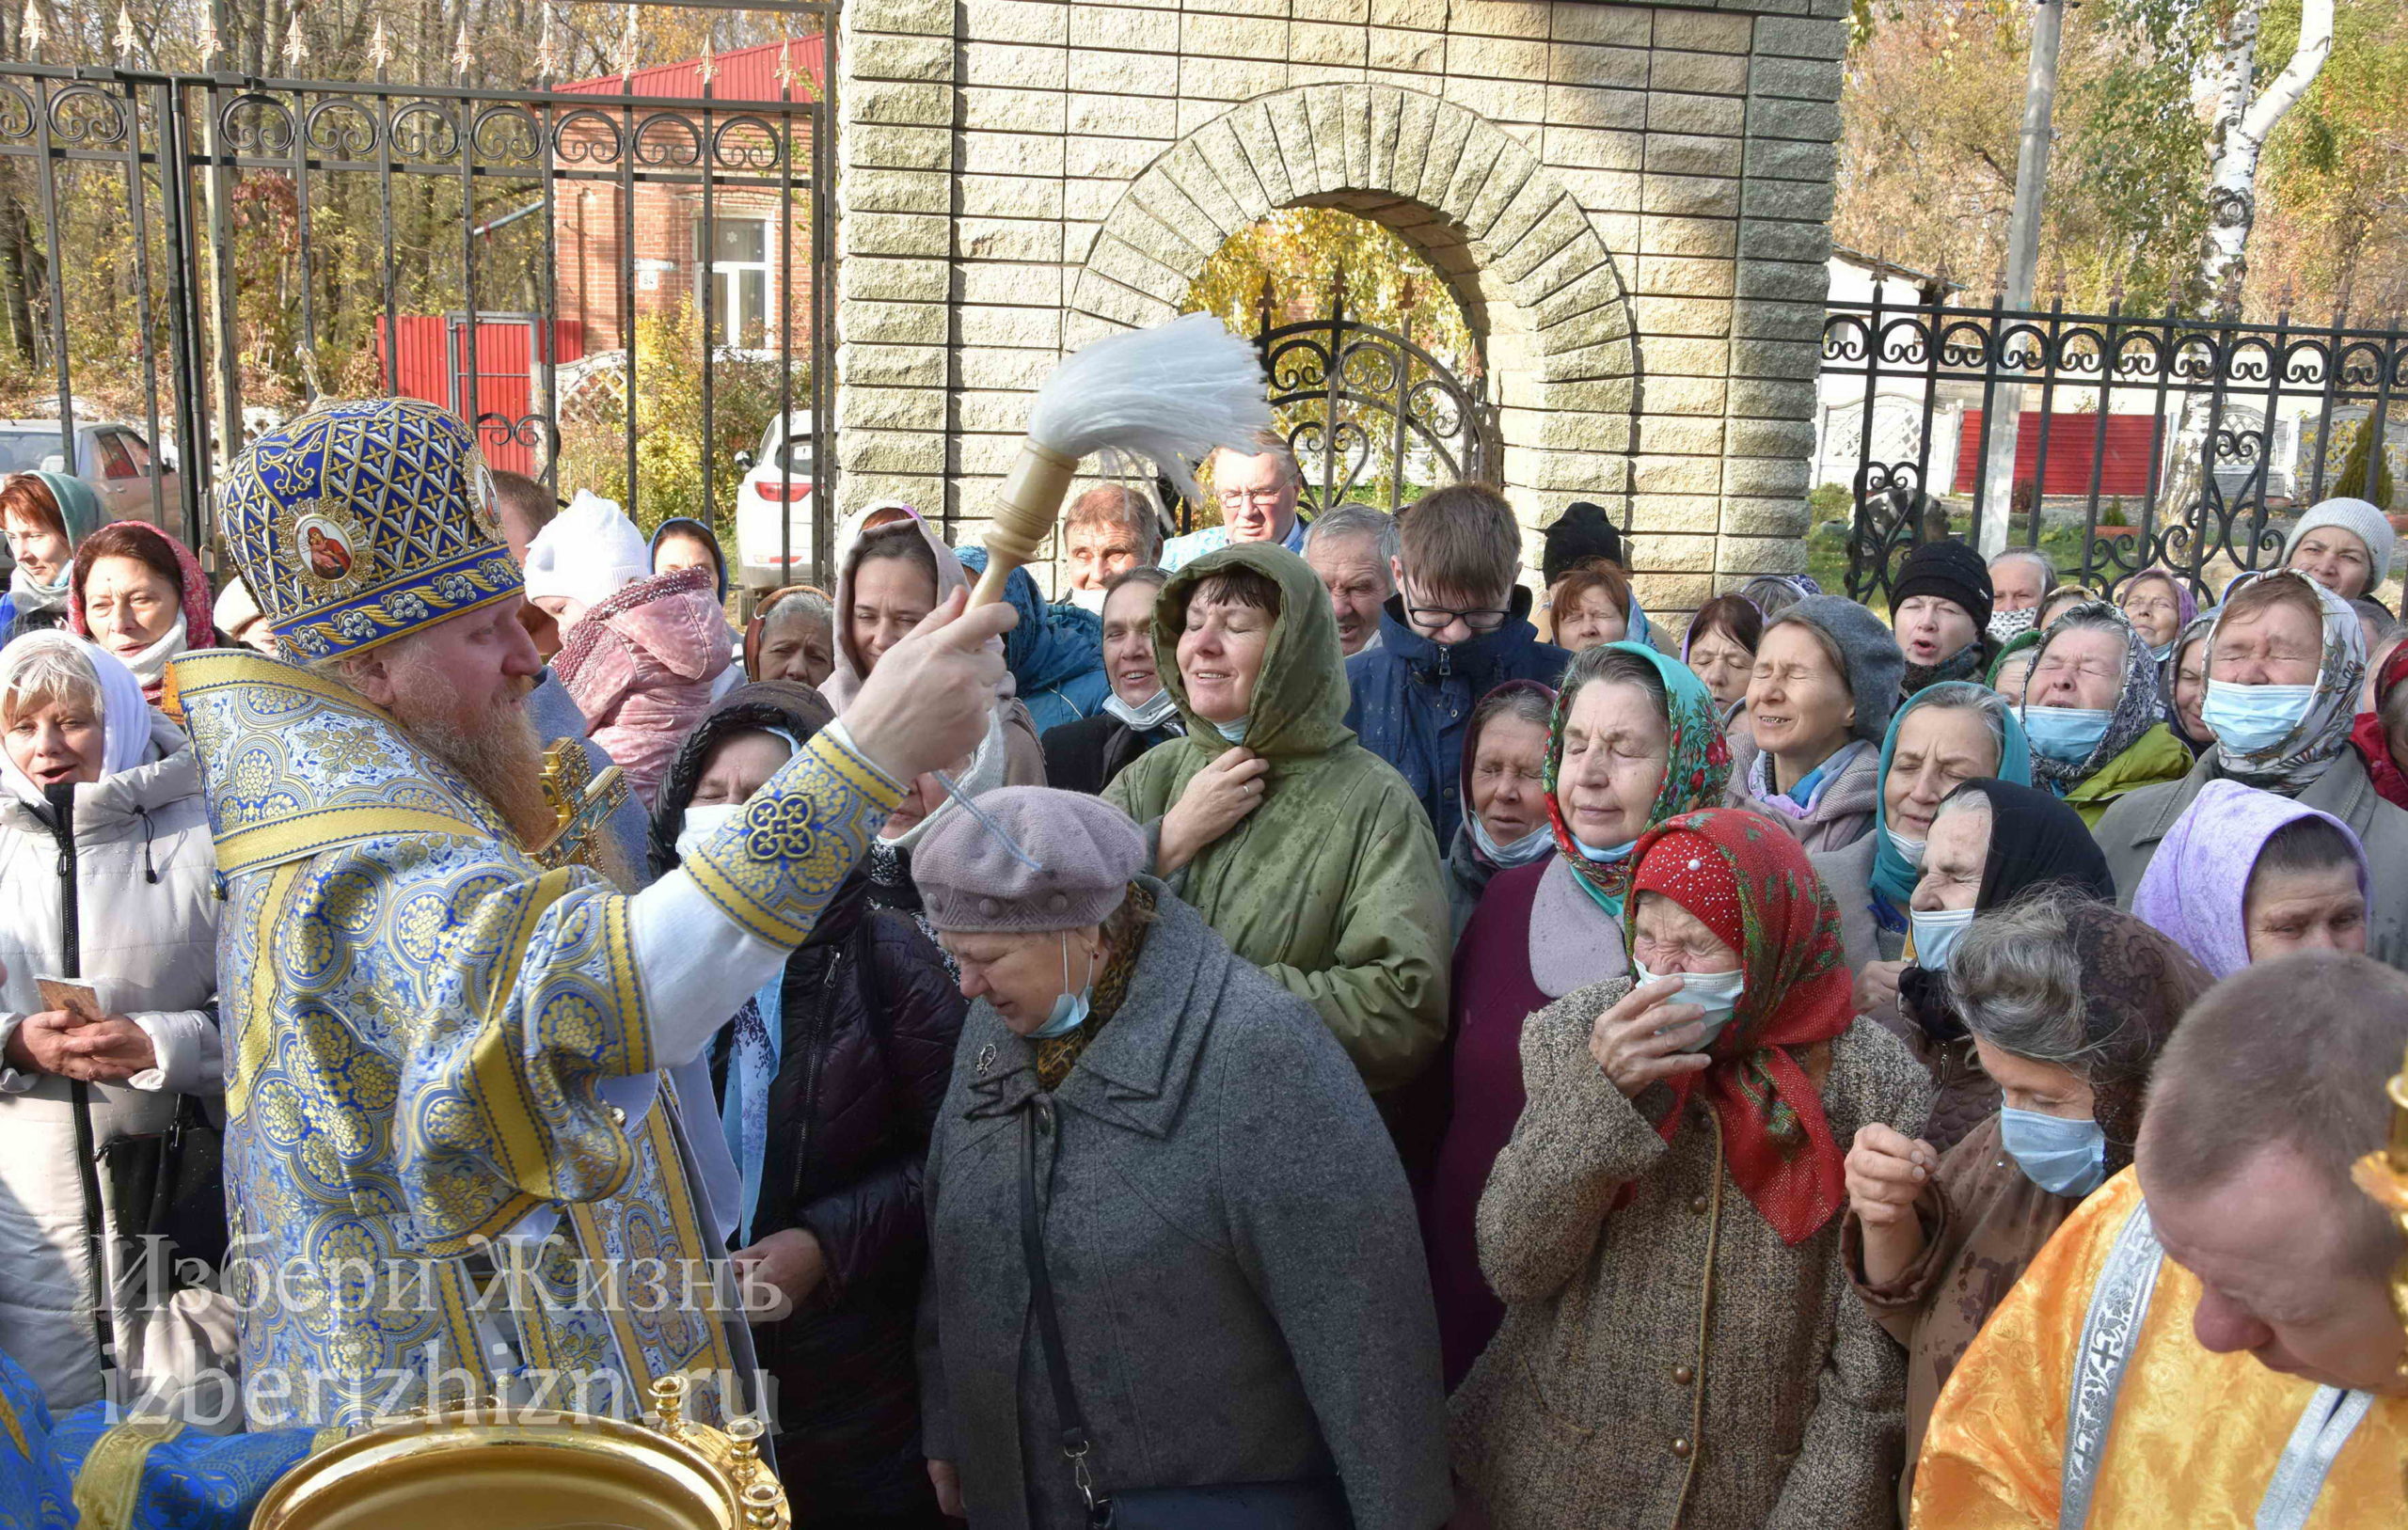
1064, 82, 1641, 551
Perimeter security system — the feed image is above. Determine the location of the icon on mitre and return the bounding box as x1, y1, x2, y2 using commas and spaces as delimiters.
295, 514, 357, 582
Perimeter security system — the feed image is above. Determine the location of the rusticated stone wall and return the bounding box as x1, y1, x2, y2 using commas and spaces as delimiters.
832, 0, 1848, 607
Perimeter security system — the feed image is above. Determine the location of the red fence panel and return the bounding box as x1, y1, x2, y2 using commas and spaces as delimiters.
1954, 410, 2158, 498
373, 317, 585, 475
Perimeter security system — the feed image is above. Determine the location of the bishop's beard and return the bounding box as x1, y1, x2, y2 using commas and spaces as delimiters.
384, 659, 558, 850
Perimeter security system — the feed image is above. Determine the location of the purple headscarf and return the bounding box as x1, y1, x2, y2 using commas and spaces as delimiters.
2131, 777, 2370, 979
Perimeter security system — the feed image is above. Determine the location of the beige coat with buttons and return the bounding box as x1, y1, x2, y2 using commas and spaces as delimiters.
1449, 976, 1931, 1530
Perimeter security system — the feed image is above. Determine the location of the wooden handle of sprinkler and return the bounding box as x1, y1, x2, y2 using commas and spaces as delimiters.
971, 438, 1082, 607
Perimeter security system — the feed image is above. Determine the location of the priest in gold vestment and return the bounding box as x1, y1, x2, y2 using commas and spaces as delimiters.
1912, 953, 2407, 1529
171, 398, 1011, 1428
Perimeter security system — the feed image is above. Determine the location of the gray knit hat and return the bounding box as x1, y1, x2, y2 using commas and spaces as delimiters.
2283, 497, 2395, 591
1773, 594, 1906, 744
914, 786, 1147, 933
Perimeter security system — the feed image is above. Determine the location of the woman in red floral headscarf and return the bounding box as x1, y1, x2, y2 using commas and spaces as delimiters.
2351, 639, 2408, 811
1449, 807, 1933, 1530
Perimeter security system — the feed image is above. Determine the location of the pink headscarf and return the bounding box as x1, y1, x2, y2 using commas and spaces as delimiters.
553, 564, 734, 810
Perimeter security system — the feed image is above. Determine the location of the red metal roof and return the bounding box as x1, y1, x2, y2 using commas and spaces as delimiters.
558, 35, 827, 102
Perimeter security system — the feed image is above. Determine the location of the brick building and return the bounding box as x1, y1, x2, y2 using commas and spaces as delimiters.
554, 38, 826, 355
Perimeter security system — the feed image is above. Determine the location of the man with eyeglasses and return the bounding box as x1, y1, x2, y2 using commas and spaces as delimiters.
1342, 481, 1569, 845
1160, 442, 1310, 571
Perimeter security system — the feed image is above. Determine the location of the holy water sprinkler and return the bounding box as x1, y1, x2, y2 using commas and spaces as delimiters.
968, 312, 1273, 608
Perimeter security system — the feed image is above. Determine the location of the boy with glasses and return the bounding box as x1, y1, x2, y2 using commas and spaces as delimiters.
1343, 481, 1570, 844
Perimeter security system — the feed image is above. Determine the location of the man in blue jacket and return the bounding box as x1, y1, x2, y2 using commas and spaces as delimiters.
1343, 482, 1571, 845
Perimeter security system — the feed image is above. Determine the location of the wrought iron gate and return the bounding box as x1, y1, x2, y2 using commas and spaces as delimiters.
1248, 271, 1497, 522
0, 27, 832, 573
1821, 286, 2408, 606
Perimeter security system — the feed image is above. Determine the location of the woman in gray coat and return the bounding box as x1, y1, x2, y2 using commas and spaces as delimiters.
912, 786, 1450, 1530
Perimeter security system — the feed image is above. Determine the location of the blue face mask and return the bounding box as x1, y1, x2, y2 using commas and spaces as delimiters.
2022, 705, 2114, 765
1999, 1106, 2107, 1197
1572, 835, 1636, 864
2201, 679, 2317, 756
1629, 958, 1745, 1049
1211, 716, 1250, 743
1910, 906, 1976, 970
1028, 932, 1093, 1041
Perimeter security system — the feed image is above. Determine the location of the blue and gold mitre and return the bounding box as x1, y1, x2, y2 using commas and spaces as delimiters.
217, 398, 521, 662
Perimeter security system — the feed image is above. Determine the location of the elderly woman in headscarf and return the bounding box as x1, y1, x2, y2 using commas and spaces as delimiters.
2162, 607, 2217, 756
911, 788, 1450, 1530
742, 585, 834, 689
1984, 626, 2042, 703
1441, 680, 1557, 936
66, 522, 218, 703
1841, 892, 2210, 1518
0, 472, 102, 642
1450, 808, 1928, 1530
1418, 642, 1728, 1388
2350, 637, 2408, 811
1102, 543, 1450, 1101
1823, 681, 2031, 996
1889, 779, 2116, 1152
1727, 593, 1905, 850
2017, 601, 2191, 825
2131, 778, 2371, 980
2094, 568, 2408, 968
2115, 566, 2195, 663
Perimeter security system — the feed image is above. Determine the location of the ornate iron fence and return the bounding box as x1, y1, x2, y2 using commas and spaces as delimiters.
1162, 272, 1495, 533
1820, 288, 2408, 606
0, 19, 832, 577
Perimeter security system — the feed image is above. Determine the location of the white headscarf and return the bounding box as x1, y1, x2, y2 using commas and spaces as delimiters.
525, 490, 650, 611
0, 632, 156, 806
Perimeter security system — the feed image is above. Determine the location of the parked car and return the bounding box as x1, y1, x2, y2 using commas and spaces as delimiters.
733, 412, 818, 589
0, 418, 182, 526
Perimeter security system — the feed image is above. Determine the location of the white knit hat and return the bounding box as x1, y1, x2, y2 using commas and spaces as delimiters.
525, 490, 650, 608
2283, 497, 2396, 591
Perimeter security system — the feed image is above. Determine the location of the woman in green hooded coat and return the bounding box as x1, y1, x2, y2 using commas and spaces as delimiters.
1105, 542, 1451, 1098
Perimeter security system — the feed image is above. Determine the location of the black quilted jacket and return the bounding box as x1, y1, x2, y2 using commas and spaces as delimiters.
652, 681, 968, 1510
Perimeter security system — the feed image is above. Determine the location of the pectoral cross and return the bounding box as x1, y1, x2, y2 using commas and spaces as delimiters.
533, 740, 631, 875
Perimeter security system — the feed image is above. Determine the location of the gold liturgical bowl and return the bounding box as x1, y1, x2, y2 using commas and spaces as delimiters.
251, 1379, 788, 1530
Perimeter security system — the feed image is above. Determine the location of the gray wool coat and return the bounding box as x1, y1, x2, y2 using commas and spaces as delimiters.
917, 879, 1451, 1530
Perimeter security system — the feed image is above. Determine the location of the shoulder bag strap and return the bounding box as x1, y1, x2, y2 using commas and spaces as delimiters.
1021, 1102, 1109, 1525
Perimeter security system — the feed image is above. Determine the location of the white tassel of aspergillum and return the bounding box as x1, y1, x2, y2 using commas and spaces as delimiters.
970, 313, 1271, 607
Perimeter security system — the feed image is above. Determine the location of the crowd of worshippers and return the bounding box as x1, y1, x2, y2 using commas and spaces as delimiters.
0, 441, 2403, 1529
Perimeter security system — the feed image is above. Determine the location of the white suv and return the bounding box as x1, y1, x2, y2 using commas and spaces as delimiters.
733, 413, 818, 589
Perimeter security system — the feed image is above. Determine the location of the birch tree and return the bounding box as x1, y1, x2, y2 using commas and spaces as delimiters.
2197, 0, 2337, 312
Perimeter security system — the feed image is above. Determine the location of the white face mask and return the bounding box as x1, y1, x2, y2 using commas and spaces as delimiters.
1884, 825, 1927, 869
1470, 812, 1553, 868
1102, 687, 1180, 732
675, 801, 746, 861
1630, 958, 1746, 1050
